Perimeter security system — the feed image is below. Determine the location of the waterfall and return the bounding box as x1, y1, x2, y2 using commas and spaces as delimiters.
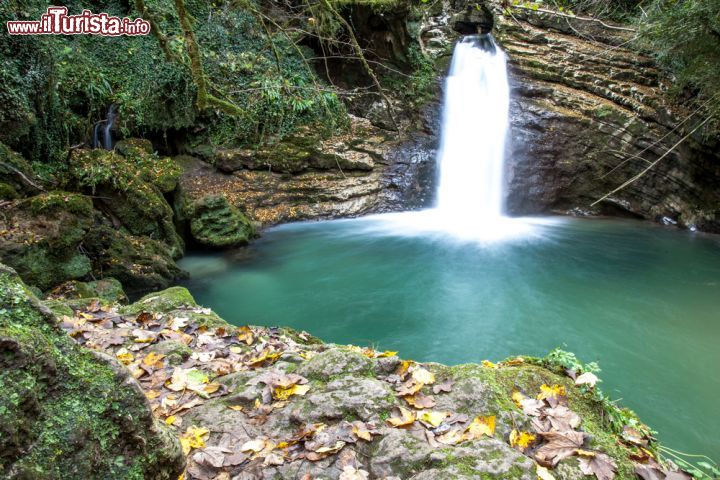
359, 34, 536, 241
91, 105, 116, 150
435, 35, 510, 220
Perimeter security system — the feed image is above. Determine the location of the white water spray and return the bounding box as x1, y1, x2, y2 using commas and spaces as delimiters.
436, 36, 510, 219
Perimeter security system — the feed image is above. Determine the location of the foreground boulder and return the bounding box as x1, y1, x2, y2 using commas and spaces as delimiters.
50, 286, 694, 479
0, 264, 184, 479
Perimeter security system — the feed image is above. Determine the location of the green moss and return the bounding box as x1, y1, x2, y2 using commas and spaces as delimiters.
120, 286, 197, 315
0, 265, 183, 478
187, 195, 255, 248
29, 191, 93, 217
0, 182, 19, 200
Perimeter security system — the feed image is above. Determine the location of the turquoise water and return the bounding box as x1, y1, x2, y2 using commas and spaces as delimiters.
179, 215, 720, 461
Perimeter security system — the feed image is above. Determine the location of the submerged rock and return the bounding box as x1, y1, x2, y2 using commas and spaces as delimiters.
33, 284, 689, 480
185, 195, 255, 248
0, 264, 184, 479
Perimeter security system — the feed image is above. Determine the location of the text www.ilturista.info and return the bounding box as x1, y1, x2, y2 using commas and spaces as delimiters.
7, 7, 150, 36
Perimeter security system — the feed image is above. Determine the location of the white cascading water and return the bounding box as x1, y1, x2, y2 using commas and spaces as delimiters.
435, 35, 510, 220
361, 34, 538, 241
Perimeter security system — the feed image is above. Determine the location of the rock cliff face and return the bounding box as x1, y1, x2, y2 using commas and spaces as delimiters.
418, 0, 720, 231
176, 117, 438, 228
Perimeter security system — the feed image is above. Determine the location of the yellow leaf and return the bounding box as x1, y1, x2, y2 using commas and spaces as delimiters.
436, 428, 464, 445
145, 389, 161, 400
481, 360, 497, 369
386, 406, 416, 427
377, 350, 398, 358
509, 429, 536, 449
116, 352, 134, 365
273, 383, 310, 401
165, 415, 177, 425
464, 415, 495, 440
411, 367, 435, 385
512, 389, 526, 408
180, 426, 209, 455
228, 405, 244, 411
143, 352, 166, 368
352, 422, 374, 441
537, 384, 566, 401
536, 464, 556, 480
237, 325, 254, 345
420, 410, 448, 427
203, 383, 221, 394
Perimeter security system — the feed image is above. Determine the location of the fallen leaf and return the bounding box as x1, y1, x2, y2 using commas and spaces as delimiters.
578, 451, 617, 480
273, 383, 310, 401
180, 426, 209, 455
509, 429, 536, 451
464, 415, 495, 440
544, 405, 582, 431
536, 464, 557, 480
537, 384, 567, 407
143, 352, 166, 369
432, 379, 454, 394
534, 430, 586, 467
575, 371, 598, 388
481, 360, 497, 368
419, 410, 448, 428
411, 367, 435, 385
351, 421, 376, 441
402, 392, 436, 409
386, 406, 416, 427
237, 325, 254, 345
339, 466, 370, 480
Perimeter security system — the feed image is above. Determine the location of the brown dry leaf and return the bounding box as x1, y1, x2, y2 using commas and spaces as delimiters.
351, 421, 377, 442
622, 425, 649, 447
435, 428, 464, 445
534, 430, 587, 467
463, 415, 495, 440
402, 392, 436, 409
544, 405, 581, 431
503, 357, 525, 366
397, 379, 424, 396
386, 406, 416, 427
240, 438, 269, 453
578, 451, 617, 480
432, 379, 454, 394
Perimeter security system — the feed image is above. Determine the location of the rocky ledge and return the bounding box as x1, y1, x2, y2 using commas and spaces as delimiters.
4, 272, 689, 479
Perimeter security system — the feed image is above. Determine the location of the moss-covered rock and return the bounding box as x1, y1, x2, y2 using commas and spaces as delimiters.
0, 142, 42, 198
120, 286, 197, 315
0, 192, 94, 290
83, 225, 185, 294
186, 195, 255, 248
47, 278, 128, 304
68, 148, 184, 258
0, 264, 184, 479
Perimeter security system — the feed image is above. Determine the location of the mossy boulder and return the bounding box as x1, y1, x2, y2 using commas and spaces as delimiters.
0, 264, 185, 479
0, 192, 94, 290
47, 278, 128, 304
185, 195, 255, 248
120, 286, 197, 315
0, 142, 42, 198
83, 225, 185, 294
68, 149, 184, 258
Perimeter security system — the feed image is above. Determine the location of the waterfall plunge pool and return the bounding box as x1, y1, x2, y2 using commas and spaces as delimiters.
179, 215, 720, 462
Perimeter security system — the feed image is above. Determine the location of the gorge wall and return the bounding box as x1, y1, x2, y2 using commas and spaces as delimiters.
418, 0, 720, 232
